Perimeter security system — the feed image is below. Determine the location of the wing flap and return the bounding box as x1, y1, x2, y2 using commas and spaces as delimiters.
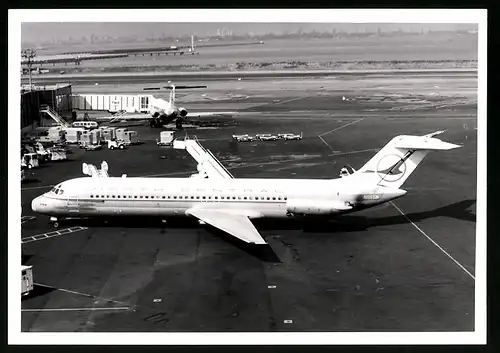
186, 208, 267, 244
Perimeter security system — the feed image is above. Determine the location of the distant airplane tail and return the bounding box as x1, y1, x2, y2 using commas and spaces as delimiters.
355, 131, 461, 189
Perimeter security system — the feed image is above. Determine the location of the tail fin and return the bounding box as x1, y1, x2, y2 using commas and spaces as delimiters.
356, 131, 461, 189
169, 85, 176, 105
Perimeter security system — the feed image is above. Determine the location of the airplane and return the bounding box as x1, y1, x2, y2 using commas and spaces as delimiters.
31, 131, 460, 245
99, 84, 237, 128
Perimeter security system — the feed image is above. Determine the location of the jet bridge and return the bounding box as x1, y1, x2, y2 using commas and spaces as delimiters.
173, 136, 234, 180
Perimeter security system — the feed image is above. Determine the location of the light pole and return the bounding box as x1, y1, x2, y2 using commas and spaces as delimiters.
21, 48, 37, 90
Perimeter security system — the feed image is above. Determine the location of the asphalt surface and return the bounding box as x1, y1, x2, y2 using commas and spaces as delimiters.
20, 72, 477, 332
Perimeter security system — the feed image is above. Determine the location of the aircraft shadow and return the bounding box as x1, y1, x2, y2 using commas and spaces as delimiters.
61, 199, 475, 262
253, 199, 477, 234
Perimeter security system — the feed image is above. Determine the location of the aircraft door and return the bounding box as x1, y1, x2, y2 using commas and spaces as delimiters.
66, 197, 80, 214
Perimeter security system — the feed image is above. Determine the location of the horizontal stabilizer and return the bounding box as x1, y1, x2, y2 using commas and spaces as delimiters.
393, 135, 461, 150
422, 130, 446, 138
186, 208, 267, 244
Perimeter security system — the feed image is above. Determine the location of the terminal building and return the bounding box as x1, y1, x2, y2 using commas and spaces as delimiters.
21, 84, 73, 130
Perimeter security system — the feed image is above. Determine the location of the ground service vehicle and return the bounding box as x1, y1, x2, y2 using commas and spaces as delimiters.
108, 139, 127, 150
21, 265, 34, 297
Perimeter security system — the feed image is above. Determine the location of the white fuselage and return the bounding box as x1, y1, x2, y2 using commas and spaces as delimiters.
31, 175, 406, 220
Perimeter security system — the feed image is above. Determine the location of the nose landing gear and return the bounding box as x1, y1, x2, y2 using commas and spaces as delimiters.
50, 217, 59, 228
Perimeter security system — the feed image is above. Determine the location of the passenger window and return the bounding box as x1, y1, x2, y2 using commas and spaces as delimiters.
191, 196, 194, 199
272, 197, 276, 200
215, 196, 218, 200
145, 196, 149, 199
117, 196, 120, 198
134, 196, 138, 199
162, 196, 165, 199
173, 196, 177, 199
284, 197, 287, 200
278, 197, 281, 200
208, 196, 211, 200
167, 196, 171, 199
196, 196, 200, 199
244, 197, 247, 200
232, 196, 236, 200
59, 190, 64, 195
202, 196, 206, 199
90, 195, 93, 198
267, 197, 270, 200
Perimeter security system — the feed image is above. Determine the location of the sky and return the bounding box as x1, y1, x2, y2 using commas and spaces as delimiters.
21, 23, 477, 44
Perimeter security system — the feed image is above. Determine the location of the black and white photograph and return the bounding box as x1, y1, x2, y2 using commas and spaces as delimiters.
9, 9, 486, 345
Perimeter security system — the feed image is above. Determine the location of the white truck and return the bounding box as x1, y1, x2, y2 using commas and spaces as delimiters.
21, 265, 34, 297
108, 139, 128, 150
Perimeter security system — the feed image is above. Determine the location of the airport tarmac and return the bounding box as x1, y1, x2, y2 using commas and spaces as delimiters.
20, 72, 477, 332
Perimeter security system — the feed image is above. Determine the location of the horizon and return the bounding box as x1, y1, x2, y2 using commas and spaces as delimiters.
22, 22, 477, 46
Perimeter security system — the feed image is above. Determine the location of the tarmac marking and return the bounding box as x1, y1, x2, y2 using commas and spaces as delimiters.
390, 202, 475, 281
21, 226, 88, 244
318, 135, 337, 153
21, 216, 36, 224
22, 185, 55, 191
328, 148, 380, 156
319, 118, 364, 137
273, 97, 306, 105
317, 118, 364, 152
22, 307, 131, 312
34, 282, 131, 306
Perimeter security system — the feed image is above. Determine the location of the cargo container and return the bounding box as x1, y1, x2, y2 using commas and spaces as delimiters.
91, 129, 103, 144
122, 131, 139, 145
157, 131, 175, 146
65, 127, 86, 144
99, 127, 117, 141
115, 128, 128, 141
71, 94, 153, 113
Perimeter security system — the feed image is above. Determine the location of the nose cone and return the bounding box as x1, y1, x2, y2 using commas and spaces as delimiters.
31, 196, 42, 213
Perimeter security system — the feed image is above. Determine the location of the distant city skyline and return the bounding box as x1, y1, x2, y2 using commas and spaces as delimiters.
22, 23, 477, 45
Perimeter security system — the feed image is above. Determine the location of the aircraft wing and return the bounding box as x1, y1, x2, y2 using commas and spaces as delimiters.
186, 208, 267, 244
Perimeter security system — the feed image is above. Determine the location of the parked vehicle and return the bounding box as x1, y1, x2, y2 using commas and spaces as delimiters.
256, 133, 278, 141
108, 139, 128, 150
21, 153, 39, 169
21, 265, 34, 297
232, 134, 255, 142
280, 133, 303, 140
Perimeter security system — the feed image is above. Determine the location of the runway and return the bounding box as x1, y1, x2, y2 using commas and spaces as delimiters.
20, 70, 477, 332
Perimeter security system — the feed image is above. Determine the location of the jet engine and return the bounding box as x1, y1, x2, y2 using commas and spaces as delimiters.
178, 107, 188, 117
286, 199, 351, 216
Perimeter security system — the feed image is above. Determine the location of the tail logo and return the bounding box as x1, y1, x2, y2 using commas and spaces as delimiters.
369, 150, 414, 182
